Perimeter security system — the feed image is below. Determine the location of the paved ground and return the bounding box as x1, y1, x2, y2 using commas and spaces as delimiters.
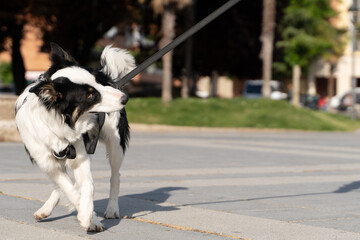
2, 130, 360, 239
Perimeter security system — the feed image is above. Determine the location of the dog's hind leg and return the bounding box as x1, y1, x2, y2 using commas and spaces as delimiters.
103, 132, 124, 219
34, 187, 60, 220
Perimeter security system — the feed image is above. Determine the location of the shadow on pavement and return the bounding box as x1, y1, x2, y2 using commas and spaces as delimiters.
95, 187, 187, 230
174, 182, 360, 208
39, 212, 76, 222
333, 181, 360, 193
37, 187, 187, 232
38, 182, 360, 232
123, 187, 187, 204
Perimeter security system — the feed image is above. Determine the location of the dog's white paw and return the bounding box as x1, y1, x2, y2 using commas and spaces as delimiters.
104, 205, 119, 219
79, 212, 104, 232
34, 212, 49, 220
81, 214, 104, 232
87, 215, 104, 232
34, 207, 52, 220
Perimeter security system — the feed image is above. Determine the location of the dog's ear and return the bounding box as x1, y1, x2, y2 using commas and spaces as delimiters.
29, 81, 63, 103
50, 43, 77, 67
43, 43, 78, 79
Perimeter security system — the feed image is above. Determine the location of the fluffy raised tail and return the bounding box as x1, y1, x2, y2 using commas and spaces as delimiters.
100, 46, 136, 81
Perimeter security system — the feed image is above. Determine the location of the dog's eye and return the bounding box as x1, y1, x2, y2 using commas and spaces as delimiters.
87, 93, 95, 101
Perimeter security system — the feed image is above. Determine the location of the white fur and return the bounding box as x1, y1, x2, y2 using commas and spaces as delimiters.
15, 46, 134, 232
101, 111, 124, 219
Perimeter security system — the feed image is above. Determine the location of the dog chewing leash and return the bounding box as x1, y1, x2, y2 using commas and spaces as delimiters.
114, 0, 241, 89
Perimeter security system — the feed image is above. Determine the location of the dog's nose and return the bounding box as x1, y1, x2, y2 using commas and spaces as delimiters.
121, 94, 129, 105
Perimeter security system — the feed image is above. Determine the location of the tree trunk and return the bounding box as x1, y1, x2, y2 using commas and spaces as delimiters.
260, 0, 276, 98
307, 62, 316, 96
327, 63, 336, 97
182, 3, 195, 99
160, 6, 176, 103
211, 70, 218, 97
292, 64, 301, 107
12, 23, 26, 95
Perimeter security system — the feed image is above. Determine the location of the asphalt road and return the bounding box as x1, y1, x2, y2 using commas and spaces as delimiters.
1, 130, 360, 239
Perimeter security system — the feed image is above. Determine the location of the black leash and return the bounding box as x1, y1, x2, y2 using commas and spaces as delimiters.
80, 0, 240, 156
114, 0, 241, 89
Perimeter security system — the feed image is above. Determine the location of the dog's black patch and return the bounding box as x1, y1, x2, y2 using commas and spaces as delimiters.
24, 146, 35, 164
93, 69, 112, 86
118, 108, 130, 153
29, 77, 101, 128
82, 67, 113, 88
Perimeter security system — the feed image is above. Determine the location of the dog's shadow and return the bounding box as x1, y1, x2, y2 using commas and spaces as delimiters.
41, 187, 187, 231
95, 187, 187, 230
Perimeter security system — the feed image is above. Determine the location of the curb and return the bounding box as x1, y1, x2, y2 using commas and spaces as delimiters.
129, 123, 318, 133
0, 120, 350, 143
0, 120, 21, 142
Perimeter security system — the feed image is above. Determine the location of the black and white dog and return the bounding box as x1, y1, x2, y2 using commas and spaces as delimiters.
15, 43, 135, 232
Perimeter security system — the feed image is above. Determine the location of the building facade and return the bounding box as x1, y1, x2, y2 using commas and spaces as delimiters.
310, 0, 359, 97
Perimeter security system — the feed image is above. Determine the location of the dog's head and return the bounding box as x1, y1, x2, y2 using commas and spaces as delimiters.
29, 43, 134, 126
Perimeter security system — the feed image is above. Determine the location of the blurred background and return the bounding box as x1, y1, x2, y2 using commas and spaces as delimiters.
2, 0, 360, 132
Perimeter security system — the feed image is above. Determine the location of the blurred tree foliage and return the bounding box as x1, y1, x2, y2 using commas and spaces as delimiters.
0, 62, 13, 85
0, 0, 138, 94
30, 0, 133, 65
276, 0, 346, 74
0, 0, 265, 95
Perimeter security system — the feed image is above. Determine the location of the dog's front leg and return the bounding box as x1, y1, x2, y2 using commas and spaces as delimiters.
34, 187, 61, 220
45, 165, 80, 207
69, 141, 103, 232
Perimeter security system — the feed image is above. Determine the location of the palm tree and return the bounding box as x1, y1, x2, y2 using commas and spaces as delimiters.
152, 0, 193, 103
260, 0, 276, 98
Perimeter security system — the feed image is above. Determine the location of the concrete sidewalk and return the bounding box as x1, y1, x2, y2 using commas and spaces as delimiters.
1, 130, 360, 239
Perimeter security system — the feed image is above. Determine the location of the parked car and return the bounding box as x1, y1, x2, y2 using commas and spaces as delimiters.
329, 88, 360, 111
300, 94, 319, 110
242, 80, 287, 100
